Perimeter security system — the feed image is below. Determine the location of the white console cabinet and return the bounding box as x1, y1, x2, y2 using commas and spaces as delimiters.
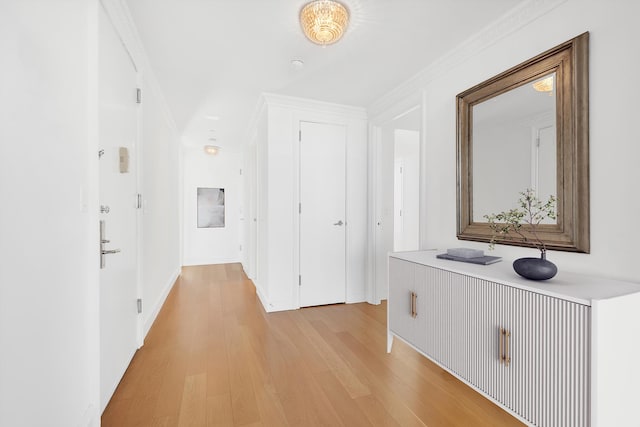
387, 250, 640, 427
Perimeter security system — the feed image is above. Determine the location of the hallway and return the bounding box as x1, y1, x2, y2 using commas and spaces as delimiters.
102, 264, 521, 426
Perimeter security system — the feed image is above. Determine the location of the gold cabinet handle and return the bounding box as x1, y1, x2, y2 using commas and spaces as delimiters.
505, 329, 511, 367
409, 291, 414, 317
409, 291, 417, 319
412, 292, 417, 318
499, 327, 511, 367
499, 328, 504, 364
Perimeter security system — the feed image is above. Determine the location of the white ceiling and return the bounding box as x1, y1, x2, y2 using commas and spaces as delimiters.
126, 0, 527, 150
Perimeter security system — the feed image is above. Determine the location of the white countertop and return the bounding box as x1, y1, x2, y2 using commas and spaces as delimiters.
390, 250, 640, 306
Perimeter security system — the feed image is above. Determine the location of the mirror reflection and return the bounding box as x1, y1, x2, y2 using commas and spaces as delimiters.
472, 72, 557, 223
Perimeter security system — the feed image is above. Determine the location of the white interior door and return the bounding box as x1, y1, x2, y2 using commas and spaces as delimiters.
299, 121, 346, 307
99, 6, 139, 412
394, 130, 420, 252
374, 126, 395, 302
536, 124, 556, 201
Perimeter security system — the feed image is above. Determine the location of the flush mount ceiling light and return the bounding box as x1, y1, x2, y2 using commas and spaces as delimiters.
532, 75, 554, 93
300, 0, 349, 46
203, 145, 220, 155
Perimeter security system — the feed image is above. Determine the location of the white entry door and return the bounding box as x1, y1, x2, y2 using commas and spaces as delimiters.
299, 121, 347, 307
99, 6, 140, 412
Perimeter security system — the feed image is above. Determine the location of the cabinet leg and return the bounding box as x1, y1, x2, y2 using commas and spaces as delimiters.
387, 332, 394, 353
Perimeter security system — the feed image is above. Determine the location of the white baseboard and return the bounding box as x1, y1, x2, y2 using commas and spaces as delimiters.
143, 267, 181, 338
253, 280, 296, 313
347, 293, 367, 304
182, 256, 241, 266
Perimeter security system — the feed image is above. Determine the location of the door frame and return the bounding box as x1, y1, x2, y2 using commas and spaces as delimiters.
368, 102, 424, 305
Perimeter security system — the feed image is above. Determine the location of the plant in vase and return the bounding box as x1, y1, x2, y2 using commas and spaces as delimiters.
484, 189, 558, 280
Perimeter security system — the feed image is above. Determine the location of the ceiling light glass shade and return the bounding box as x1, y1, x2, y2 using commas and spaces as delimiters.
203, 145, 220, 155
300, 0, 349, 45
532, 75, 554, 93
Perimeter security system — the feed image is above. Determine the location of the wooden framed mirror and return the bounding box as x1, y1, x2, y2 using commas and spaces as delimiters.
456, 32, 589, 252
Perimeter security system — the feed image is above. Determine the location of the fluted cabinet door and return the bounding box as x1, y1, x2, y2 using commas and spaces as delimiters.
462, 275, 590, 427
412, 264, 428, 352
423, 267, 450, 364
389, 258, 428, 352
388, 257, 415, 344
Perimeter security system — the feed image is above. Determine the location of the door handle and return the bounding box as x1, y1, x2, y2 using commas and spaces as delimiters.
99, 220, 120, 269
101, 249, 121, 255
333, 220, 344, 226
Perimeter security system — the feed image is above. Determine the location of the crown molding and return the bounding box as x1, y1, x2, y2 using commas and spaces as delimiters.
100, 0, 179, 137
262, 93, 367, 120
367, 0, 568, 121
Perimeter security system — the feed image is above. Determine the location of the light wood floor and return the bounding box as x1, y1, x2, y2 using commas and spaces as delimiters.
102, 263, 523, 427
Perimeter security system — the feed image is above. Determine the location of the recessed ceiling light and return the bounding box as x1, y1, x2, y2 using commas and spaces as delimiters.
205, 115, 220, 120
204, 145, 221, 155
291, 59, 305, 69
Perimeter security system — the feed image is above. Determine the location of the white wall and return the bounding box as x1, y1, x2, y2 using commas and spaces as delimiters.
0, 1, 100, 425
140, 80, 181, 337
182, 147, 243, 266
417, 0, 640, 282
473, 120, 531, 220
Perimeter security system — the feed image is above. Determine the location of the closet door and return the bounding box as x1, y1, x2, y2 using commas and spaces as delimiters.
299, 121, 347, 307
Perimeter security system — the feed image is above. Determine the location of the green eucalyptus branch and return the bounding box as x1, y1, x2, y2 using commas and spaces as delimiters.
484, 189, 557, 254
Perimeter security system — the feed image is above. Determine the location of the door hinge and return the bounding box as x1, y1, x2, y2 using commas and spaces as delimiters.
299, 275, 302, 286
136, 88, 142, 104
299, 130, 302, 142
136, 193, 142, 209
298, 203, 302, 214
137, 298, 142, 314
239, 168, 243, 175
